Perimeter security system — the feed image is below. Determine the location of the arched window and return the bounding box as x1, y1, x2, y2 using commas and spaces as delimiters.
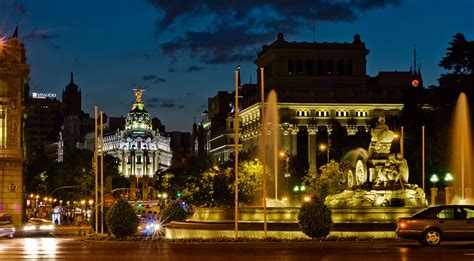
288, 59, 293, 75
296, 59, 303, 75
306, 59, 313, 75
317, 60, 324, 75
347, 59, 353, 75
337, 60, 344, 75
327, 60, 334, 75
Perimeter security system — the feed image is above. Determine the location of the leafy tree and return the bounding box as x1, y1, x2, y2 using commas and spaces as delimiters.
304, 160, 350, 199
298, 197, 331, 238
161, 202, 188, 223
106, 199, 138, 238
439, 33, 474, 91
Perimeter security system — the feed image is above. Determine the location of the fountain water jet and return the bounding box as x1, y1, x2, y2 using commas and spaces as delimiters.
451, 92, 473, 203
259, 90, 282, 201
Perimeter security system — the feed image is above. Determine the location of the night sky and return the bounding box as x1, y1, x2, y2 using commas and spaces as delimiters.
1, 0, 473, 132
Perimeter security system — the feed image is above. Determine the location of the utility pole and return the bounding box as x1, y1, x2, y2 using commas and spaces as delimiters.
100, 111, 104, 235
234, 69, 239, 239
260, 67, 267, 239
94, 106, 98, 235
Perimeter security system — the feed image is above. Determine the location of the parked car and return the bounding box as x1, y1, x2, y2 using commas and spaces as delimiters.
23, 218, 55, 236
397, 205, 474, 246
0, 213, 15, 238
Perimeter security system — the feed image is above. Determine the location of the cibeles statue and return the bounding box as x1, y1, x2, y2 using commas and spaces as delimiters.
325, 115, 426, 208
368, 115, 395, 158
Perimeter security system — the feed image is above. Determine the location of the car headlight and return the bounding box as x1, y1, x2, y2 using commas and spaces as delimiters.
39, 225, 54, 230
23, 225, 36, 231
154, 224, 161, 231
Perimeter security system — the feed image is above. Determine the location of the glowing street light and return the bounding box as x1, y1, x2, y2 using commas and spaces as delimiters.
319, 143, 330, 163
445, 173, 453, 182
430, 174, 439, 186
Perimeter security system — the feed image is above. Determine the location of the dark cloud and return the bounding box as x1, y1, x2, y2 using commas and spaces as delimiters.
185, 91, 193, 96
23, 28, 59, 40
1, 1, 27, 16
145, 97, 176, 108
160, 101, 175, 108
177, 105, 184, 109
186, 65, 207, 72
168, 67, 177, 73
146, 0, 402, 64
143, 53, 153, 59
142, 74, 167, 83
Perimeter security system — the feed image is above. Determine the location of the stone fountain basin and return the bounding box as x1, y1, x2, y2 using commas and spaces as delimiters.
165, 207, 307, 239
187, 207, 300, 223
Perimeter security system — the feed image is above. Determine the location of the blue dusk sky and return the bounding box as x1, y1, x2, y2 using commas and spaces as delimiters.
0, 0, 473, 132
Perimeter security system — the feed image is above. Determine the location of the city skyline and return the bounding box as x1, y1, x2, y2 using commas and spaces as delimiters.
1, 0, 473, 132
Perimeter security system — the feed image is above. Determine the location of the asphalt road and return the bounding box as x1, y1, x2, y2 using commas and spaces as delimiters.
2, 237, 474, 260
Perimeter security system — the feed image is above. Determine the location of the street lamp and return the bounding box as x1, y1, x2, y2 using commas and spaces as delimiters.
279, 151, 290, 197
445, 173, 453, 183
430, 174, 439, 186
319, 143, 329, 164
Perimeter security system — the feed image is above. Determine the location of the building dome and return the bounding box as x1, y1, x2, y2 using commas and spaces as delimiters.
125, 89, 152, 133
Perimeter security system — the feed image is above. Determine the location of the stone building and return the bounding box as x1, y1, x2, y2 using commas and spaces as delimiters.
200, 34, 423, 169
0, 28, 29, 227
85, 90, 172, 199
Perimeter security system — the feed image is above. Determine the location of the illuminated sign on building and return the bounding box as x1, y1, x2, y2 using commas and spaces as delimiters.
32, 92, 57, 99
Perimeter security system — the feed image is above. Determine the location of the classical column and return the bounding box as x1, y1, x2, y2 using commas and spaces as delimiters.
290, 125, 299, 156
281, 123, 291, 153
307, 125, 318, 172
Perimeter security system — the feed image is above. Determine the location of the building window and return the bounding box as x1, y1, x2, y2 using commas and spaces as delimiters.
137, 141, 141, 149
296, 59, 303, 75
317, 111, 329, 117
306, 59, 313, 75
317, 60, 324, 75
336, 111, 349, 117
137, 156, 142, 164
288, 59, 293, 75
297, 111, 309, 117
347, 59, 353, 75
0, 105, 5, 148
327, 60, 334, 75
337, 60, 344, 75
356, 111, 368, 117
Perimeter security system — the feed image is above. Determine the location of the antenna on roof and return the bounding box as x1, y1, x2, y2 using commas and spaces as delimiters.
312, 0, 316, 42
413, 44, 417, 75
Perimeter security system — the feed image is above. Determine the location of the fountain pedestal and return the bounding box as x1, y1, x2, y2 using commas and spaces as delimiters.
446, 187, 453, 204
325, 116, 427, 238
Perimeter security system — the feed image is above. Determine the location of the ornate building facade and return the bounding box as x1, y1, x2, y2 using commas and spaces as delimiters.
0, 28, 29, 227
85, 90, 172, 199
198, 34, 424, 170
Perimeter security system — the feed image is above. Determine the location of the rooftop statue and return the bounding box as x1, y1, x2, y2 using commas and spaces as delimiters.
133, 88, 145, 104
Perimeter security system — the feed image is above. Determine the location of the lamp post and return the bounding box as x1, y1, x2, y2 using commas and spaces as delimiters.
430, 174, 439, 206
279, 151, 290, 197
319, 143, 329, 164
445, 173, 453, 205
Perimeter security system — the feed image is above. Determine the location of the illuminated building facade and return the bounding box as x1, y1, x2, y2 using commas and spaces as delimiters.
85, 90, 172, 199
0, 28, 29, 227
201, 34, 423, 168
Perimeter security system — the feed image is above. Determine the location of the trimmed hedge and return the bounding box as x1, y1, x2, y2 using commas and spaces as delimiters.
161, 202, 187, 223
106, 199, 139, 238
298, 197, 331, 238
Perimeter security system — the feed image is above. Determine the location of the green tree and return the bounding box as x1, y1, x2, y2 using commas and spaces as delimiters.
106, 199, 139, 238
439, 33, 474, 90
304, 160, 350, 199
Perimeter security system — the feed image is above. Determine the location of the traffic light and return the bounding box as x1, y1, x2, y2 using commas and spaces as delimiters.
137, 202, 142, 208
176, 192, 182, 198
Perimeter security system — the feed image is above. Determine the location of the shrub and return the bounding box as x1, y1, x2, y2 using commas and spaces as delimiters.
161, 202, 188, 223
106, 199, 139, 238
298, 197, 331, 238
